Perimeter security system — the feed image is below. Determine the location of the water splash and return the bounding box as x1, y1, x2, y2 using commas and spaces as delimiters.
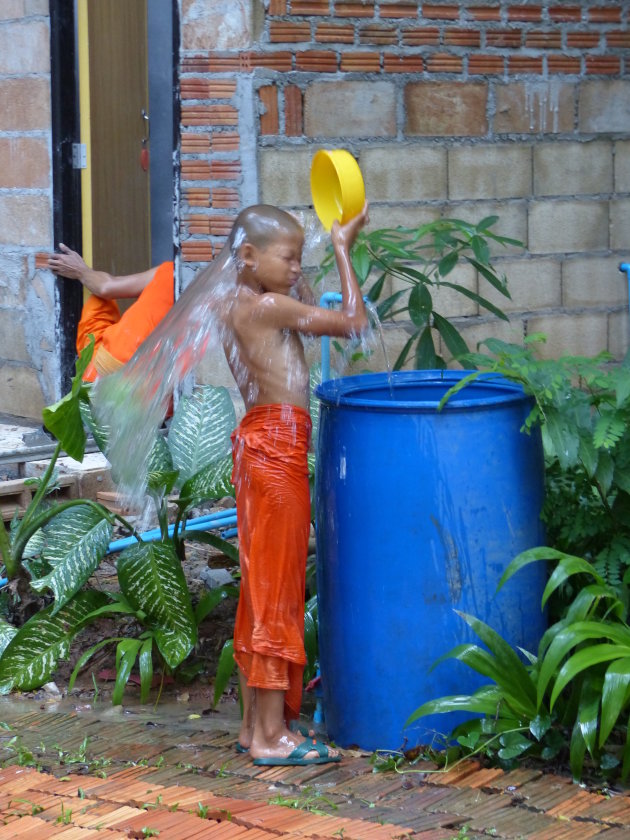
91, 244, 237, 500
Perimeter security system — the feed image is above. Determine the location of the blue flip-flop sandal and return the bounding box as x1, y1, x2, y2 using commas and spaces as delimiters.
235, 741, 249, 753
253, 739, 341, 766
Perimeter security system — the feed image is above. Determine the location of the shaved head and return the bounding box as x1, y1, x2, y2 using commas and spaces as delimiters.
229, 205, 303, 254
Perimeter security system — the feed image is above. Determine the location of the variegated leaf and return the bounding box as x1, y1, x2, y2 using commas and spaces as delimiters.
116, 541, 196, 668
31, 505, 112, 611
179, 453, 234, 506
21, 528, 45, 559
146, 434, 178, 494
168, 386, 236, 487
0, 620, 17, 658
0, 590, 108, 691
79, 395, 110, 454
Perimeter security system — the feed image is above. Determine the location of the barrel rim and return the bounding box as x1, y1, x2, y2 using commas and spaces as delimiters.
315, 370, 529, 411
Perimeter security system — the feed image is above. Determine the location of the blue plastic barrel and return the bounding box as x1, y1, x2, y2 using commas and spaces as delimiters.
315, 370, 546, 752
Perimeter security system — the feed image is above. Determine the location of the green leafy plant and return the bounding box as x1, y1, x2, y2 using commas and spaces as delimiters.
441, 337, 630, 597
0, 341, 239, 702
316, 216, 519, 370
0, 339, 122, 614
406, 549, 630, 782
269, 786, 338, 817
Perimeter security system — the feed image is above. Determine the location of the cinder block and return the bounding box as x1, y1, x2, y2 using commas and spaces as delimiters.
366, 204, 440, 231
0, 137, 50, 189
259, 148, 313, 206
0, 20, 49, 73
0, 195, 51, 247
361, 146, 447, 202
481, 258, 561, 314
0, 478, 32, 523
405, 82, 488, 136
611, 198, 630, 251
448, 145, 532, 200
444, 201, 528, 256
608, 310, 629, 361
181, 0, 253, 50
528, 200, 609, 254
433, 262, 479, 318
441, 317, 525, 366
0, 252, 28, 307
525, 312, 608, 357
614, 141, 630, 193
0, 78, 50, 130
533, 141, 613, 197
579, 80, 630, 134
494, 80, 574, 135
25, 453, 114, 503
0, 1, 24, 21
0, 309, 29, 363
0, 363, 44, 419
562, 256, 628, 308
305, 81, 397, 137
24, 0, 50, 14
76, 466, 116, 502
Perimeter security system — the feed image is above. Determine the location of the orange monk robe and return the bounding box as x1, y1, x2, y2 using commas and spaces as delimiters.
76, 261, 174, 381
231, 404, 312, 721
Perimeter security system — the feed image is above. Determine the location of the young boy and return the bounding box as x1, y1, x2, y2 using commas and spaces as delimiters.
223, 203, 369, 766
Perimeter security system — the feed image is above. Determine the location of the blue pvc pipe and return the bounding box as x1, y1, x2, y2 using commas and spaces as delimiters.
221, 528, 238, 539
107, 509, 237, 554
620, 263, 630, 317
319, 292, 342, 383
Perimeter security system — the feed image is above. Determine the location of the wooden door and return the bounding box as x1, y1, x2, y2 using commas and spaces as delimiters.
79, 0, 150, 276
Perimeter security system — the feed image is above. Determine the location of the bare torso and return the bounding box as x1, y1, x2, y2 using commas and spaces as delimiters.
222, 287, 311, 411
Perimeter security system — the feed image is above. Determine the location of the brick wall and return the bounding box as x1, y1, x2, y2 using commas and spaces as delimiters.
2, 2, 629, 421
180, 0, 630, 376
0, 0, 55, 419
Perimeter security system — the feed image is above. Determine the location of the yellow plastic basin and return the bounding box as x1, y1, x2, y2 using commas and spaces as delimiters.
310, 149, 366, 231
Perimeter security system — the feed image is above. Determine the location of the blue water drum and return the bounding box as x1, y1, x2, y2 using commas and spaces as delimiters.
314, 370, 546, 752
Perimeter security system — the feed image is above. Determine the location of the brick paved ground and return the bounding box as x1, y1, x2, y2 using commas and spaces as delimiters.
0, 701, 627, 838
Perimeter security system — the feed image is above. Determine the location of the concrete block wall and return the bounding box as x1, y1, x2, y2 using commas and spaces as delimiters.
0, 1, 56, 419
179, 0, 630, 376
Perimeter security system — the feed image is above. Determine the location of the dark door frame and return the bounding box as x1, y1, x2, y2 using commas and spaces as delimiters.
49, 0, 83, 396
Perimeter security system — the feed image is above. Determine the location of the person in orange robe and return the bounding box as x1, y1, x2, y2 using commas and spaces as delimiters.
47, 244, 174, 381
221, 203, 369, 766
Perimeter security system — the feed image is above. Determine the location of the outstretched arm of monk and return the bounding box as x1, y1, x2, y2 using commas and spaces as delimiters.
47, 244, 156, 300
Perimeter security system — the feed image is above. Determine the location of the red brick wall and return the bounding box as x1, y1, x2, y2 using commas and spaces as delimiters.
180, 1, 630, 365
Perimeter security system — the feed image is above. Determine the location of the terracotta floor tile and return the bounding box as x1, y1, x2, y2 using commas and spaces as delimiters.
0, 816, 45, 838
78, 804, 147, 829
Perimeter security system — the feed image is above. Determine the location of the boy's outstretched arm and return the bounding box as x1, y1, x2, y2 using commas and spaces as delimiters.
331, 202, 369, 334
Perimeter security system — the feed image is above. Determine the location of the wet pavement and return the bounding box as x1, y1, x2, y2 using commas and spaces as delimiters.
0, 696, 628, 838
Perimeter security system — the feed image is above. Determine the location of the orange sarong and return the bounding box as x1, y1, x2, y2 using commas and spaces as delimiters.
231, 403, 312, 721
76, 261, 174, 381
